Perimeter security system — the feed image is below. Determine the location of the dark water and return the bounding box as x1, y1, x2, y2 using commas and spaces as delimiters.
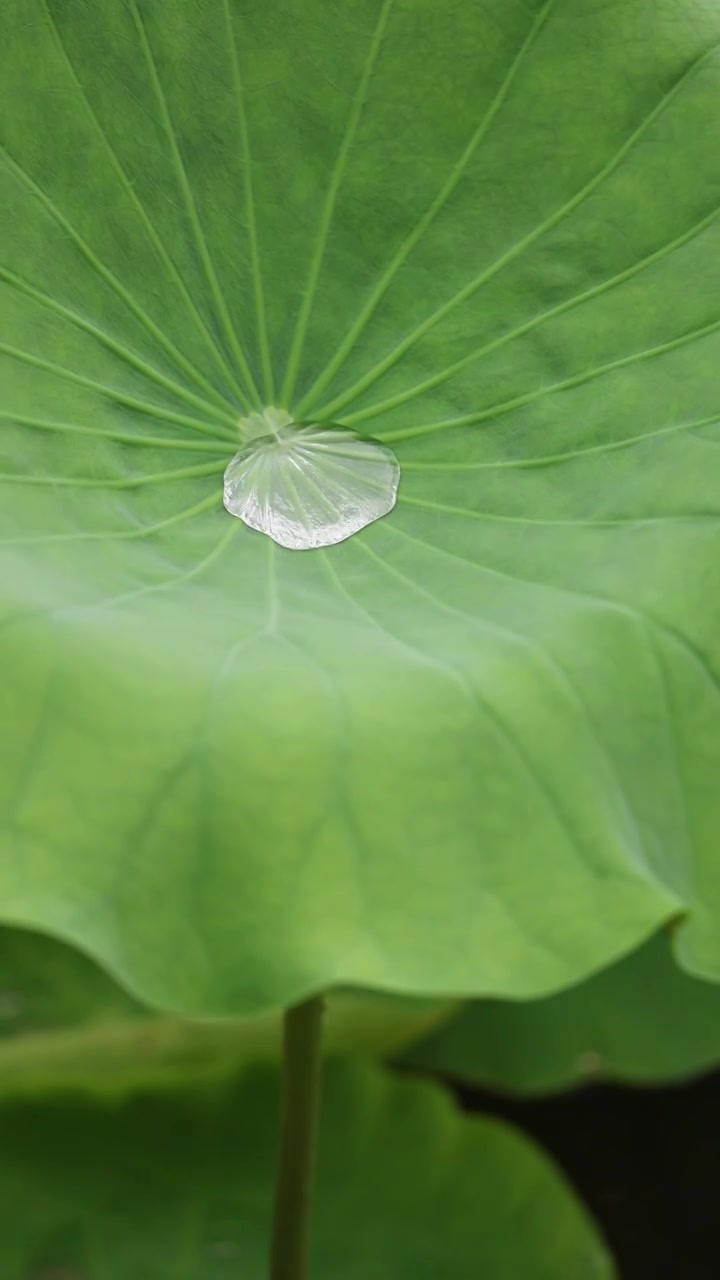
457, 1072, 720, 1279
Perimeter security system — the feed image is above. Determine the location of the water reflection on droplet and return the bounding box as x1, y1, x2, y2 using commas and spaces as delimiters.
223, 408, 400, 550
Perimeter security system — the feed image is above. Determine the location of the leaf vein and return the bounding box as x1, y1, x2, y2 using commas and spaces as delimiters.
38, 0, 248, 406
297, 0, 558, 415
0, 264, 237, 430
380, 314, 720, 443
0, 343, 235, 442
318, 37, 720, 419
129, 0, 260, 408
223, 0, 275, 402
280, 0, 396, 406
0, 142, 234, 415
344, 200, 720, 426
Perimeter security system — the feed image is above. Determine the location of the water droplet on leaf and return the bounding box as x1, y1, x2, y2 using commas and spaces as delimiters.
223, 408, 400, 550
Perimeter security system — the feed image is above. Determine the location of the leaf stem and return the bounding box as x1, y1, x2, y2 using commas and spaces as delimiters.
269, 994, 325, 1280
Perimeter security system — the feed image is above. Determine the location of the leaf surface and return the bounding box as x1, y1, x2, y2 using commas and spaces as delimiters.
0, 1061, 613, 1279
0, 927, 453, 1095
2, 0, 720, 1010
405, 931, 720, 1092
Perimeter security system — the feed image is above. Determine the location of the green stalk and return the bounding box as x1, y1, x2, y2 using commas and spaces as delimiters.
269, 994, 325, 1280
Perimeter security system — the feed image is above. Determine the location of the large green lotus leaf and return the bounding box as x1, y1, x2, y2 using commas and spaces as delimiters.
0, 1061, 613, 1279
0, 927, 454, 1095
405, 929, 720, 1093
2, 0, 720, 1012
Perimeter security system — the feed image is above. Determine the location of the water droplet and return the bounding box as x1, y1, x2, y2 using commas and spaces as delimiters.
223, 408, 400, 550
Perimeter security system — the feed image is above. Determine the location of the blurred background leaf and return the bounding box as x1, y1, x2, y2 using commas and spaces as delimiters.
404, 929, 720, 1093
0, 1061, 613, 1279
